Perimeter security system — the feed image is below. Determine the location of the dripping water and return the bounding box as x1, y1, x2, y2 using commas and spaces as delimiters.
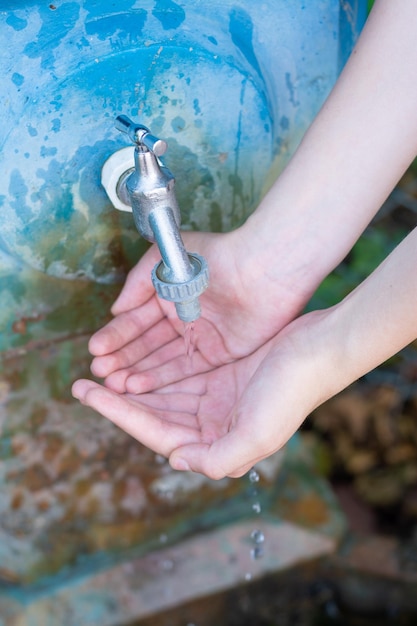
244, 467, 265, 581
248, 468, 264, 560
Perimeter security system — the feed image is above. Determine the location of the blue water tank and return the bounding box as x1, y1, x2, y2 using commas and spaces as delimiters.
0, 0, 366, 598
1, 1, 366, 293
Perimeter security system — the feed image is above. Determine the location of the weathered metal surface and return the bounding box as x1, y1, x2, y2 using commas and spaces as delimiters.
0, 0, 366, 351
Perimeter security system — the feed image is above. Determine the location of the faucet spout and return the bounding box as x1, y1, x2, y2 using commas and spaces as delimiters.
149, 206, 208, 322
149, 207, 195, 284
107, 115, 209, 323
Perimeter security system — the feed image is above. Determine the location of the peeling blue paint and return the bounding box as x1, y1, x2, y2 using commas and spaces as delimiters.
51, 118, 61, 133
49, 96, 63, 111
23, 3, 80, 69
285, 72, 299, 107
280, 116, 289, 130
85, 10, 147, 41
11, 72, 25, 87
229, 7, 262, 81
171, 115, 186, 132
9, 170, 34, 222
6, 13, 28, 31
85, 0, 136, 17
26, 125, 38, 137
152, 0, 186, 30
40, 146, 58, 158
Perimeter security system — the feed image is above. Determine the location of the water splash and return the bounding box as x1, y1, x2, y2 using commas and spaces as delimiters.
183, 321, 196, 373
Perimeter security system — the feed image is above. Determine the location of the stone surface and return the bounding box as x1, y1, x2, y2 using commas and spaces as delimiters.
0, 336, 290, 584
0, 519, 336, 626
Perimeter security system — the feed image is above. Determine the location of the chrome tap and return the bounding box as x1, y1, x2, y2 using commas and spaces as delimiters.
103, 115, 209, 323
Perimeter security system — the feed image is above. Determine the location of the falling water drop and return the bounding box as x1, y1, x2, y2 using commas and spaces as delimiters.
252, 502, 262, 514
250, 528, 265, 560
250, 529, 265, 544
250, 546, 264, 560
246, 467, 266, 574
160, 558, 175, 572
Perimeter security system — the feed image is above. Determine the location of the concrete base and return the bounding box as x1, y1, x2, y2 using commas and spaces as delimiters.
0, 519, 335, 626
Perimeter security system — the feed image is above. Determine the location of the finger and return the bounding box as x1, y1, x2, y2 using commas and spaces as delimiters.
72, 379, 202, 457
91, 318, 179, 378
89, 296, 168, 356
101, 336, 192, 393
126, 336, 187, 371
111, 245, 160, 315
135, 391, 200, 416
124, 348, 214, 393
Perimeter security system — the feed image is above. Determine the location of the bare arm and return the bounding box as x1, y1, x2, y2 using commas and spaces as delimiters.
240, 0, 417, 299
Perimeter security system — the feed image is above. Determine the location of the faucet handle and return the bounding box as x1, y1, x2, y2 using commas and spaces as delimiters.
115, 115, 167, 157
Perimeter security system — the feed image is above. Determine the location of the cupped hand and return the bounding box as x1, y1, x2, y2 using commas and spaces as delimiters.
72, 310, 331, 479
88, 229, 315, 395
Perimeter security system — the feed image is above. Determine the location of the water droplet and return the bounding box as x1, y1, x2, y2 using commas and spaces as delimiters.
252, 502, 261, 514
154, 486, 175, 501
251, 546, 264, 560
250, 529, 265, 559
250, 529, 265, 544
160, 558, 175, 572
249, 468, 259, 483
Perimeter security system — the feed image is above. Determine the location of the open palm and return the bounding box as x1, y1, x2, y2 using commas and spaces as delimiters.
73, 311, 325, 478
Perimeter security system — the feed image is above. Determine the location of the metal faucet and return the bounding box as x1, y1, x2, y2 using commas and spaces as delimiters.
106, 115, 209, 323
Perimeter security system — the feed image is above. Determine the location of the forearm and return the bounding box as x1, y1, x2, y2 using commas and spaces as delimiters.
238, 0, 417, 297
321, 226, 417, 401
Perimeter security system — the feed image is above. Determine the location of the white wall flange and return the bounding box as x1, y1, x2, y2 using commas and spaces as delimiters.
101, 147, 135, 212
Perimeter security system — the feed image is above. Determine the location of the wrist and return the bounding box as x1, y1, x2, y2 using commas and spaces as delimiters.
234, 183, 340, 309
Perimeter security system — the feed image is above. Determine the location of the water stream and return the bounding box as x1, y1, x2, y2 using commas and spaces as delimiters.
244, 467, 265, 581
183, 321, 196, 373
